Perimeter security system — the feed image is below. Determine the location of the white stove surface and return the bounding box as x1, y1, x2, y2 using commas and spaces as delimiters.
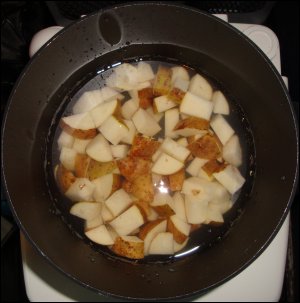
21, 19, 290, 302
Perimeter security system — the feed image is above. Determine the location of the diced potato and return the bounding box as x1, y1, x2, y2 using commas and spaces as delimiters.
87, 160, 117, 180
165, 108, 180, 138
86, 134, 113, 162
147, 208, 159, 221
74, 154, 91, 177
85, 224, 115, 245
100, 86, 125, 102
101, 203, 115, 222
210, 114, 235, 145
56, 164, 76, 193
129, 135, 161, 159
174, 238, 189, 253
153, 66, 172, 96
134, 200, 151, 219
112, 236, 144, 259
72, 138, 92, 154
188, 73, 213, 101
161, 137, 191, 162
174, 117, 210, 131
73, 90, 103, 114
137, 62, 155, 82
173, 192, 187, 222
167, 215, 191, 244
148, 232, 174, 255
198, 168, 215, 181
65, 178, 96, 202
117, 156, 151, 181
222, 134, 242, 167
152, 152, 184, 175
186, 157, 208, 177
184, 195, 209, 224
127, 174, 154, 202
139, 219, 167, 255
85, 215, 103, 231
121, 99, 139, 120
171, 66, 190, 83
109, 205, 145, 236
202, 159, 227, 176
153, 95, 177, 113
213, 165, 245, 194
173, 129, 207, 138
188, 133, 222, 159
168, 78, 189, 104
138, 87, 154, 109
92, 174, 121, 202
151, 193, 175, 217
132, 108, 161, 137
121, 120, 137, 145
168, 169, 185, 191
70, 202, 102, 221
59, 147, 77, 171
212, 91, 230, 115
146, 106, 164, 122
180, 92, 214, 120
204, 208, 224, 225
176, 137, 188, 147
105, 189, 133, 217
99, 116, 129, 145
209, 199, 233, 215
58, 131, 75, 149
111, 144, 129, 159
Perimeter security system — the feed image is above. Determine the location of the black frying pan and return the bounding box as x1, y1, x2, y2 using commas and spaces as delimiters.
1, 3, 298, 301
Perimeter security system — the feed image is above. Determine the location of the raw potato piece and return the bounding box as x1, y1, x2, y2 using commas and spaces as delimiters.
56, 164, 76, 193
167, 215, 191, 244
121, 120, 137, 145
152, 153, 184, 175
132, 108, 161, 137
153, 95, 177, 113
70, 202, 102, 221
202, 159, 227, 176
59, 147, 77, 171
74, 154, 91, 177
139, 219, 167, 254
85, 216, 103, 231
92, 174, 121, 202
72, 90, 103, 114
148, 232, 174, 255
176, 137, 188, 147
138, 87, 154, 109
173, 192, 187, 222
99, 116, 129, 145
58, 131, 75, 149
213, 165, 245, 194
184, 195, 209, 224
101, 203, 114, 222
210, 114, 235, 145
153, 66, 172, 96
111, 144, 129, 159
109, 205, 145, 236
89, 99, 120, 128
137, 62, 155, 82
180, 92, 214, 121
128, 174, 154, 202
165, 108, 180, 138
65, 178, 96, 202
121, 99, 139, 120
188, 73, 213, 101
168, 169, 185, 191
112, 236, 144, 259
188, 133, 222, 160
87, 160, 117, 180
174, 238, 189, 253
222, 135, 242, 167
151, 193, 175, 217
85, 225, 115, 245
186, 158, 208, 177
174, 117, 210, 131
86, 134, 113, 162
168, 78, 189, 104
161, 137, 191, 162
212, 91, 230, 115
171, 66, 190, 83
129, 135, 161, 159
60, 112, 97, 139
105, 189, 133, 217
72, 138, 91, 154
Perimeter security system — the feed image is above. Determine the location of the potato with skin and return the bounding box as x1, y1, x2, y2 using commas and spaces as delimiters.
174, 117, 210, 131
138, 87, 155, 109
129, 135, 161, 159
168, 168, 185, 191
74, 154, 91, 178
56, 164, 76, 193
112, 236, 144, 259
167, 215, 191, 244
129, 174, 154, 202
87, 160, 117, 180
188, 133, 222, 160
202, 159, 228, 176
153, 66, 172, 96
117, 156, 151, 181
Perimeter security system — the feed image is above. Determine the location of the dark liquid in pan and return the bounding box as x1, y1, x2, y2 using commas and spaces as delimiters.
49, 60, 255, 263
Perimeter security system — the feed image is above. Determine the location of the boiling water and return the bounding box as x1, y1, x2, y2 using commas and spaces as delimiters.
49, 60, 255, 263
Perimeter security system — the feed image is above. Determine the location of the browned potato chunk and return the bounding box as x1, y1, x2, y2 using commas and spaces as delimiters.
138, 87, 154, 109
153, 66, 172, 96
188, 133, 222, 159
117, 156, 151, 181
202, 159, 228, 176
74, 154, 91, 178
129, 135, 161, 159
60, 120, 97, 140
56, 164, 76, 193
112, 236, 144, 259
174, 117, 210, 131
168, 168, 185, 191
87, 160, 117, 180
